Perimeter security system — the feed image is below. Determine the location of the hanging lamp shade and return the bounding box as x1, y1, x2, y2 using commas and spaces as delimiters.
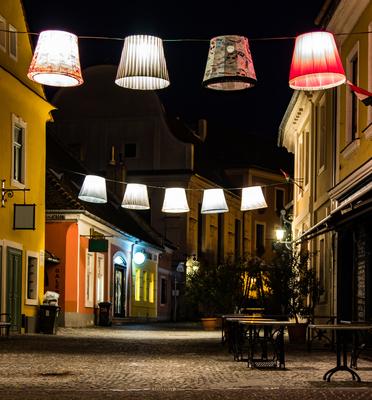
289, 31, 346, 90
27, 30, 83, 87
202, 35, 256, 90
78, 175, 107, 204
121, 183, 150, 210
241, 186, 268, 211
115, 35, 170, 90
162, 188, 190, 213
201, 188, 229, 214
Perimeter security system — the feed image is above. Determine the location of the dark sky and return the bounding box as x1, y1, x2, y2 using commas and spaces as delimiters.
22, 0, 325, 171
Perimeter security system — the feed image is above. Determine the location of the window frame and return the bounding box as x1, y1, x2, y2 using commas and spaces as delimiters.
8, 23, 17, 60
275, 187, 285, 214
85, 251, 94, 308
254, 221, 266, 256
346, 41, 360, 144
25, 251, 39, 306
316, 94, 326, 174
95, 253, 105, 305
0, 15, 6, 52
11, 114, 26, 188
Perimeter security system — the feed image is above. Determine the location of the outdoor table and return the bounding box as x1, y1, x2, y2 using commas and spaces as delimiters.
308, 323, 372, 382
222, 316, 275, 361
239, 320, 295, 368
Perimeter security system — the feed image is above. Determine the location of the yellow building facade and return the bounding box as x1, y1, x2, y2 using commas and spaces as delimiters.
279, 0, 372, 321
0, 0, 52, 332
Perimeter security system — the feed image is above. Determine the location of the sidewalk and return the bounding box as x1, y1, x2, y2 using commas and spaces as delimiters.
0, 322, 372, 399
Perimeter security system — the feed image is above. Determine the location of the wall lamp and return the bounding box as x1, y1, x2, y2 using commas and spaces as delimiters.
1, 179, 30, 208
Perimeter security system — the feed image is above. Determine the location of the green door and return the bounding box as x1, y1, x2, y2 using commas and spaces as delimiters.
6, 247, 22, 332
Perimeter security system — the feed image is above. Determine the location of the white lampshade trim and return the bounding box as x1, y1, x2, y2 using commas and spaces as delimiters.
121, 183, 150, 210
201, 188, 229, 214
162, 188, 190, 213
78, 175, 107, 204
241, 186, 267, 211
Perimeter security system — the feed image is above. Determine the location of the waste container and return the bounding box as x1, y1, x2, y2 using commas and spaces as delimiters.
39, 305, 60, 334
98, 302, 112, 326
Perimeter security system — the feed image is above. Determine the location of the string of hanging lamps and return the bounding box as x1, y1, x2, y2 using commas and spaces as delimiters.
73, 172, 278, 214
13, 27, 368, 91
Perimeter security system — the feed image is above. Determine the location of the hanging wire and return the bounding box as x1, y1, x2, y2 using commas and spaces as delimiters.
55, 168, 296, 192
1, 29, 372, 42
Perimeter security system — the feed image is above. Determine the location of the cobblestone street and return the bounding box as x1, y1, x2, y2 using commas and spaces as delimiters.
1, 323, 372, 399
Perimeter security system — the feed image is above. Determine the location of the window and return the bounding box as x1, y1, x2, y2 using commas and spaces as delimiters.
0, 15, 6, 52
143, 271, 148, 302
197, 203, 204, 258
124, 143, 137, 158
12, 114, 26, 186
297, 133, 304, 197
217, 213, 224, 263
8, 23, 17, 60
346, 43, 359, 143
25, 251, 39, 305
316, 97, 326, 173
135, 269, 141, 301
304, 130, 309, 187
275, 188, 285, 215
160, 277, 167, 305
255, 223, 265, 257
85, 252, 94, 307
96, 254, 104, 304
149, 272, 155, 303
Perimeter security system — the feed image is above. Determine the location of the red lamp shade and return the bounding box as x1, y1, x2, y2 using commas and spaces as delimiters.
289, 31, 345, 90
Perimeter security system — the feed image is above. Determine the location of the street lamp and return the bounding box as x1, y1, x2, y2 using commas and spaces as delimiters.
173, 262, 185, 322
274, 209, 293, 251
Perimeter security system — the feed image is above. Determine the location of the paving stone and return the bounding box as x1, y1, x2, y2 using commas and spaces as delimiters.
0, 323, 371, 399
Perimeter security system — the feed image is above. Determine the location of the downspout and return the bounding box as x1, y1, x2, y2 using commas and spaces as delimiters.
128, 242, 135, 317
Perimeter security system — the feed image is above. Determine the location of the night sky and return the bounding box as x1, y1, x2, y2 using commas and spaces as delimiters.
22, 0, 325, 172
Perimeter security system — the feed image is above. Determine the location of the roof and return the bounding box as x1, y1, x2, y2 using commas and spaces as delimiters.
46, 130, 170, 249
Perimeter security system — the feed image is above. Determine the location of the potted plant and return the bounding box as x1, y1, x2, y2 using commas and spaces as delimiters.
185, 259, 247, 330
185, 257, 270, 330
267, 248, 323, 343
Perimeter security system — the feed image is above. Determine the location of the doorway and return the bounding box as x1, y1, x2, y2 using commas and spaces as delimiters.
6, 247, 22, 332
114, 262, 127, 318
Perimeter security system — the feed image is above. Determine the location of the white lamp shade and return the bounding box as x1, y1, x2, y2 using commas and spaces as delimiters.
115, 35, 170, 90
121, 183, 150, 210
162, 188, 190, 213
241, 186, 268, 211
78, 175, 107, 204
201, 189, 229, 214
27, 30, 83, 87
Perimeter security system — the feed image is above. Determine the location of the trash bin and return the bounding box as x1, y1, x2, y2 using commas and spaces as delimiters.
39, 305, 60, 334
98, 302, 112, 326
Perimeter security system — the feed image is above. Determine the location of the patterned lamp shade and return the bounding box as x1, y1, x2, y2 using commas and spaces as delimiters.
289, 31, 346, 90
78, 175, 107, 204
27, 30, 83, 87
201, 188, 229, 214
202, 35, 256, 90
241, 186, 268, 211
162, 188, 190, 213
115, 35, 170, 90
121, 183, 150, 210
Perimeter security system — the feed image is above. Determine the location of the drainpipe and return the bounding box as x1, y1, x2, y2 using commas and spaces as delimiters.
128, 241, 135, 317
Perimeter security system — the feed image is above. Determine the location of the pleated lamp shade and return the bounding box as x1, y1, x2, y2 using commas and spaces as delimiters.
241, 186, 268, 211
115, 35, 170, 90
121, 183, 150, 210
202, 35, 256, 90
289, 31, 346, 90
27, 30, 83, 87
201, 189, 229, 214
162, 188, 190, 213
78, 175, 107, 204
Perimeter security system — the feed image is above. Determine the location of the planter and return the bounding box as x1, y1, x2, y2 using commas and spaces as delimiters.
287, 323, 308, 344
201, 317, 221, 331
